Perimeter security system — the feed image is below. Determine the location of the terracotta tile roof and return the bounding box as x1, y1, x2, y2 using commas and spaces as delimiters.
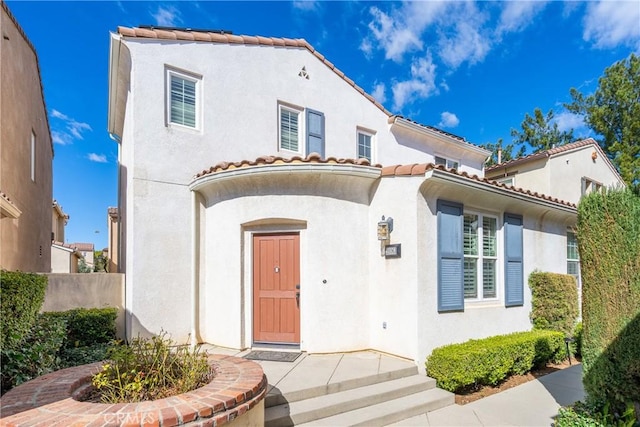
485, 138, 612, 173
381, 163, 576, 208
388, 115, 467, 142
1, 1, 53, 155
194, 153, 381, 179
69, 242, 94, 252
117, 26, 391, 116
193, 154, 575, 209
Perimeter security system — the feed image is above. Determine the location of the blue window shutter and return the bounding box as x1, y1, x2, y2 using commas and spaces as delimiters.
306, 109, 324, 158
437, 200, 464, 312
504, 213, 524, 307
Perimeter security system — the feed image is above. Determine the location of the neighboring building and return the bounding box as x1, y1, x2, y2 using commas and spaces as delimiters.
0, 1, 53, 272
68, 242, 95, 270
107, 207, 119, 272
484, 139, 626, 206
51, 241, 83, 273
107, 26, 579, 368
51, 200, 69, 243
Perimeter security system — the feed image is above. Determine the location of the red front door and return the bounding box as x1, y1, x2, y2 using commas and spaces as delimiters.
253, 233, 300, 344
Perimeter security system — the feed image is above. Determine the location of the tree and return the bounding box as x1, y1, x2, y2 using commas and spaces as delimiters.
510, 108, 575, 152
481, 138, 526, 167
93, 251, 109, 273
566, 54, 640, 188
78, 259, 92, 273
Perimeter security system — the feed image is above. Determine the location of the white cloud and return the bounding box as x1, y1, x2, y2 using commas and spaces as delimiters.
292, 0, 320, 12
392, 55, 437, 111
496, 1, 548, 37
50, 109, 92, 145
438, 111, 460, 128
87, 153, 108, 163
553, 111, 586, 133
371, 82, 387, 105
151, 6, 182, 27
583, 1, 640, 50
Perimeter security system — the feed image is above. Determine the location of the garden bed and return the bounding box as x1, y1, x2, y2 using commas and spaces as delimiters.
455, 359, 578, 405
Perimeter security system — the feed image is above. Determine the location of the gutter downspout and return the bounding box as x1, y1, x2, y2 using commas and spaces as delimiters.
191, 189, 198, 349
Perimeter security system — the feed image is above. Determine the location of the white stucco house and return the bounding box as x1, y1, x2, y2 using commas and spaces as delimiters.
106, 26, 619, 368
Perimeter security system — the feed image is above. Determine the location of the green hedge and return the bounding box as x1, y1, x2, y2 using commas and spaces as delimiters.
577, 188, 640, 415
0, 271, 48, 350
44, 307, 118, 348
425, 330, 566, 392
1, 314, 66, 393
529, 271, 579, 336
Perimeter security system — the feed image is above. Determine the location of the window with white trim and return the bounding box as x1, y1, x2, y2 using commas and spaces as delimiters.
581, 177, 602, 196
357, 131, 373, 162
567, 231, 580, 282
463, 213, 498, 300
30, 131, 36, 182
435, 156, 459, 170
497, 176, 514, 187
167, 69, 200, 129
279, 105, 301, 152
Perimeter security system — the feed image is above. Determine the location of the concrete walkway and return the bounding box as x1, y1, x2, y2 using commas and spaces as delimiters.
201, 345, 586, 426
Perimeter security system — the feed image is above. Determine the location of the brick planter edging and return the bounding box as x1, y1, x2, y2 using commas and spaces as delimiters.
0, 354, 267, 426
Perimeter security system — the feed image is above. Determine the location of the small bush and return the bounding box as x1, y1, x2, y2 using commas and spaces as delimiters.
45, 307, 117, 348
529, 271, 579, 336
0, 271, 48, 350
571, 322, 583, 358
59, 344, 111, 369
425, 330, 566, 393
555, 401, 638, 427
91, 332, 213, 403
1, 314, 66, 392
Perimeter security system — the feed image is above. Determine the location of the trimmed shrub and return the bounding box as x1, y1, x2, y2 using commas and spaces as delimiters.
1, 314, 66, 392
425, 330, 565, 392
577, 188, 640, 415
529, 271, 579, 336
571, 322, 583, 358
45, 307, 117, 348
0, 271, 47, 350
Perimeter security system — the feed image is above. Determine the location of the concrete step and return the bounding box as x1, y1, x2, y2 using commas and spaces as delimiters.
265, 365, 418, 407
298, 388, 454, 427
265, 375, 448, 427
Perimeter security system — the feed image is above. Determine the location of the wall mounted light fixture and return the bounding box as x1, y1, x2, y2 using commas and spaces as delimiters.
377, 215, 393, 241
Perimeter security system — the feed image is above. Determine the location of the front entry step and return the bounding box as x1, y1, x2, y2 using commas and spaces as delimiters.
265, 373, 454, 427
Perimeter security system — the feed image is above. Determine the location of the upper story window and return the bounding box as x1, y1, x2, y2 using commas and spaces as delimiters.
497, 176, 515, 187
278, 103, 325, 157
357, 130, 373, 162
30, 131, 36, 182
279, 105, 301, 153
463, 213, 498, 300
567, 231, 580, 282
435, 156, 459, 170
167, 68, 200, 130
581, 177, 602, 196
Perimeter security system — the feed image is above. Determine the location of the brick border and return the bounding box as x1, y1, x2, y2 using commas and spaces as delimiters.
0, 354, 266, 426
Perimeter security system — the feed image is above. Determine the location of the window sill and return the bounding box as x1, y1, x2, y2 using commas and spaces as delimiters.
464, 299, 503, 309
166, 123, 201, 135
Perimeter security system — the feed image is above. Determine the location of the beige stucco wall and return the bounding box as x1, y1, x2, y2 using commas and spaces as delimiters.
0, 3, 53, 273
42, 273, 126, 339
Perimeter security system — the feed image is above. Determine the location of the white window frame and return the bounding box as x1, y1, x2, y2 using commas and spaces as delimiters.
567, 231, 580, 281
581, 177, 603, 196
435, 155, 459, 170
166, 67, 201, 131
278, 103, 303, 154
356, 129, 375, 163
497, 176, 515, 187
463, 211, 500, 302
30, 131, 36, 182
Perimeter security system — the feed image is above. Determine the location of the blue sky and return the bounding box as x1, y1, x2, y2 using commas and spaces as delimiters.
7, 1, 639, 250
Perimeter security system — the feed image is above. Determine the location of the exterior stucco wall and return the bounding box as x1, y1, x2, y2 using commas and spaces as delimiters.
42, 273, 126, 339
548, 147, 625, 204
51, 246, 76, 273
0, 4, 53, 273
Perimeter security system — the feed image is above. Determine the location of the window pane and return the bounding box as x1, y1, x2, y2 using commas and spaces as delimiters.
170, 76, 196, 127
448, 160, 459, 170
280, 109, 299, 151
567, 232, 579, 260
483, 259, 496, 298
568, 261, 580, 278
464, 214, 478, 255
358, 133, 371, 161
464, 259, 477, 298
435, 156, 446, 166
483, 217, 497, 257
